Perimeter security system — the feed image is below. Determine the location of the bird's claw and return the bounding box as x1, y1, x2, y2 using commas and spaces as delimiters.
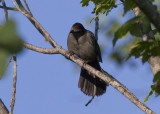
68, 51, 74, 59
82, 61, 89, 68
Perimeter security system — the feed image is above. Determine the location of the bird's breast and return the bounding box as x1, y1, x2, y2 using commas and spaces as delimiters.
78, 38, 96, 61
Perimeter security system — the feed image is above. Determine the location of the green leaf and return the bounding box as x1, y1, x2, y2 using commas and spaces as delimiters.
110, 51, 124, 65
144, 85, 154, 102
81, 0, 117, 16
129, 23, 141, 37
80, 0, 90, 7
0, 48, 9, 79
153, 71, 160, 82
127, 41, 160, 63
0, 20, 23, 53
142, 17, 150, 33
123, 0, 136, 16
113, 16, 141, 46
152, 29, 158, 35
127, 44, 142, 60
0, 20, 23, 79
153, 71, 160, 96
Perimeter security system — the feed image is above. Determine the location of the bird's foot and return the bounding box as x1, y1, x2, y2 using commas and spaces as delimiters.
82, 60, 89, 68
67, 51, 74, 59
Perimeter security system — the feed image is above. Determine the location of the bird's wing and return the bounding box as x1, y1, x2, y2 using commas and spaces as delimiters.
87, 30, 102, 62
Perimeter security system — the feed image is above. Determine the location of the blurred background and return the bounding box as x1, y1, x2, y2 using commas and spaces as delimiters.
0, 0, 160, 114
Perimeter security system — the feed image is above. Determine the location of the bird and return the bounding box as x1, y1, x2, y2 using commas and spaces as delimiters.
67, 23, 107, 96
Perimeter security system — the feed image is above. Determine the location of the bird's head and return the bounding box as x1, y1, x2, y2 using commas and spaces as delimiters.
70, 23, 86, 33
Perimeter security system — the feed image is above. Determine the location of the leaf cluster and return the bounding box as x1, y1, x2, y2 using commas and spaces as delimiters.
0, 20, 23, 79
144, 71, 160, 102
127, 41, 160, 63
81, 0, 117, 16
81, 0, 160, 102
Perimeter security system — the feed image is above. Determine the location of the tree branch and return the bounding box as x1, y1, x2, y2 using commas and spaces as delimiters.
0, 99, 9, 114
2, 0, 8, 21
12, 1, 155, 113
95, 5, 99, 41
23, 42, 59, 54
9, 55, 17, 114
0, 5, 18, 11
132, 0, 160, 32
23, 0, 32, 16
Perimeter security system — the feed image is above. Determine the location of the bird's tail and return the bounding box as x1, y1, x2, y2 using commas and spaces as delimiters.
78, 61, 107, 96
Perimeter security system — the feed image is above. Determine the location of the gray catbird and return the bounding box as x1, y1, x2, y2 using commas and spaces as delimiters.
67, 23, 107, 96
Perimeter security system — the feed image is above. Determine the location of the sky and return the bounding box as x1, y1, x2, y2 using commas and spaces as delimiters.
0, 0, 160, 114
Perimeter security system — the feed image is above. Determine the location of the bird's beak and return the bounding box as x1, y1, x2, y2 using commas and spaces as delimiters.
70, 30, 74, 33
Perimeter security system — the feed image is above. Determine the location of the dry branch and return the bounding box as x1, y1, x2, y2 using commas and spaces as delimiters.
23, 0, 32, 16
0, 6, 17, 11
9, 55, 17, 114
0, 99, 9, 114
2, 0, 8, 20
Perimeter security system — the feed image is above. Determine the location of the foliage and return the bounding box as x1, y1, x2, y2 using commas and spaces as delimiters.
81, 0, 117, 16
81, 0, 160, 102
113, 16, 141, 46
144, 84, 154, 102
145, 71, 160, 102
123, 0, 136, 15
127, 41, 160, 63
0, 20, 23, 79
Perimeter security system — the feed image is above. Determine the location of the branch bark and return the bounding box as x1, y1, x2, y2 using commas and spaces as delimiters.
9, 55, 17, 114
132, 0, 160, 32
23, 0, 32, 16
11, 0, 155, 113
0, 99, 9, 114
2, 0, 8, 20
1, 1, 17, 114
23, 42, 59, 54
95, 5, 99, 41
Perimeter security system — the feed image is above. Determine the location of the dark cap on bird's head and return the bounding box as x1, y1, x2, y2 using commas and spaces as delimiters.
70, 23, 85, 33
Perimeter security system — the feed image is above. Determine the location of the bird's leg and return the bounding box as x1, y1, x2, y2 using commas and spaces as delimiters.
67, 51, 74, 59
82, 60, 89, 68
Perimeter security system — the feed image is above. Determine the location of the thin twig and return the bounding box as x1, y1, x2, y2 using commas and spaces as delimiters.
95, 5, 99, 40
9, 55, 17, 114
23, 0, 32, 16
2, 0, 8, 21
12, 0, 22, 12
0, 5, 18, 11
2, 2, 16, 114
6, 57, 12, 67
